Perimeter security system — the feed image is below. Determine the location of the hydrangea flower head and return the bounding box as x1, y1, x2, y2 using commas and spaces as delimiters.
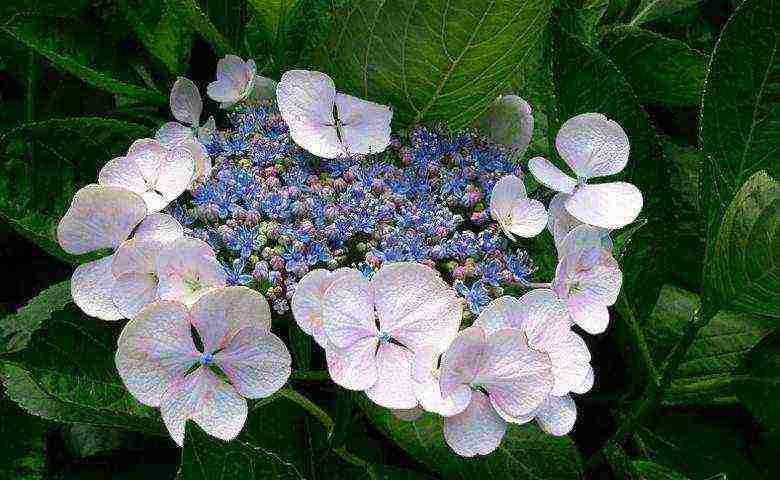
489, 174, 548, 239
276, 70, 392, 159
552, 225, 622, 334
528, 113, 643, 229
98, 139, 195, 213
115, 286, 291, 446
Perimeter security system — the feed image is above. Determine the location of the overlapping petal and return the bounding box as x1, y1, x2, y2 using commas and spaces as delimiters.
535, 395, 577, 436
207, 55, 257, 108
443, 391, 507, 457
170, 77, 203, 127
156, 237, 227, 306
324, 338, 379, 390
555, 113, 629, 179
527, 157, 576, 195
565, 182, 643, 230
365, 342, 417, 409
473, 295, 523, 337
156, 122, 195, 148
189, 286, 272, 353
322, 271, 376, 348
412, 345, 471, 416
57, 185, 146, 255
490, 174, 548, 239
72, 255, 123, 320
476, 94, 534, 155
134, 213, 184, 244
439, 326, 486, 397
548, 193, 612, 254
334, 93, 392, 156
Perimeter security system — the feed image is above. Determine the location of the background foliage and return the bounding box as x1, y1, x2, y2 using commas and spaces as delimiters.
0, 0, 777, 478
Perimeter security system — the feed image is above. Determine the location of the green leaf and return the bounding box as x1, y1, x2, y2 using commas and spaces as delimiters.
601, 26, 706, 107
0, 393, 49, 480
169, 0, 232, 56
0, 117, 150, 265
737, 333, 780, 430
642, 285, 773, 406
631, 461, 689, 480
179, 395, 325, 479
1, 15, 166, 105
704, 171, 778, 318
0, 280, 71, 354
699, 0, 780, 316
0, 304, 161, 434
247, 0, 300, 43
629, 0, 703, 26
551, 22, 666, 322
316, 0, 553, 130
359, 397, 582, 479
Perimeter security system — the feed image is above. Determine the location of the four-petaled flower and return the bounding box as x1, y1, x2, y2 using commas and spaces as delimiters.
207, 54, 277, 108
489, 174, 548, 240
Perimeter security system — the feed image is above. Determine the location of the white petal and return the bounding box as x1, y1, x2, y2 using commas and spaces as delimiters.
276, 70, 345, 159
334, 93, 392, 156
365, 342, 417, 409
189, 286, 272, 354
112, 239, 162, 277
71, 255, 123, 320
371, 262, 462, 354
325, 337, 380, 391
566, 182, 643, 229
473, 295, 524, 337
507, 198, 548, 238
156, 122, 195, 149
183, 141, 212, 185
127, 139, 165, 186
134, 213, 184, 244
57, 185, 146, 255
112, 272, 158, 319
571, 366, 594, 394
208, 55, 255, 105
214, 328, 292, 399
443, 390, 507, 457
115, 300, 199, 407
98, 156, 146, 195
151, 146, 195, 207
156, 237, 227, 306
527, 157, 576, 194
322, 271, 377, 348
412, 346, 471, 416
555, 113, 629, 179
490, 175, 548, 238
535, 395, 577, 436
170, 77, 202, 126
197, 117, 216, 144
476, 94, 534, 154
439, 326, 486, 397
568, 297, 610, 334
160, 367, 247, 447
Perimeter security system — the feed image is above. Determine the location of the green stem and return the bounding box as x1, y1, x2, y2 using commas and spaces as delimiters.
279, 387, 379, 480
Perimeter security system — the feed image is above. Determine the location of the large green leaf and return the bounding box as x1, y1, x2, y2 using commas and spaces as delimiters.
551, 22, 666, 322
601, 26, 706, 107
1, 14, 166, 105
0, 304, 161, 434
0, 394, 49, 480
631, 461, 689, 480
737, 333, 780, 430
359, 397, 582, 479
0, 118, 150, 264
704, 172, 778, 318
629, 0, 703, 26
642, 285, 773, 406
315, 0, 553, 130
699, 0, 780, 316
169, 0, 233, 56
0, 281, 71, 354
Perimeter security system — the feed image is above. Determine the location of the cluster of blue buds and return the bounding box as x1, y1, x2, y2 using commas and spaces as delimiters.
167, 100, 536, 314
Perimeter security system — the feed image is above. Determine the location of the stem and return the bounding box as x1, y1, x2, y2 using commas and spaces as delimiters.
279, 387, 379, 480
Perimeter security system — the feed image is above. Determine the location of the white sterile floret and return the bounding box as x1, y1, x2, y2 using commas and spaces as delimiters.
207, 55, 277, 108
490, 174, 548, 239
552, 225, 622, 335
115, 287, 291, 446
276, 70, 392, 159
155, 237, 227, 306
547, 193, 612, 255
98, 139, 195, 213
528, 113, 643, 229
292, 262, 462, 410
476, 94, 534, 156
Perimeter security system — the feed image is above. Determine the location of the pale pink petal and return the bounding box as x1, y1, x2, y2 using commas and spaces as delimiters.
473, 295, 523, 337
476, 328, 552, 418
490, 175, 547, 238
208, 56, 256, 106
412, 346, 471, 416
112, 239, 161, 277
549, 195, 614, 255
324, 337, 379, 391
535, 395, 577, 436
443, 390, 507, 457
214, 327, 291, 399
371, 262, 462, 354
365, 342, 417, 409
112, 272, 158, 319
322, 271, 377, 348
514, 289, 571, 349
292, 268, 363, 347
507, 198, 548, 238
568, 296, 610, 334
439, 326, 486, 397
528, 157, 576, 194
555, 224, 612, 266
392, 407, 424, 421
156, 122, 195, 148
170, 77, 202, 126
197, 117, 216, 144
160, 367, 247, 447
156, 237, 226, 306
276, 70, 345, 159
98, 156, 146, 195
140, 191, 168, 213
547, 332, 592, 396
189, 286, 271, 353
491, 400, 536, 425
152, 146, 195, 207
490, 174, 526, 222
57, 185, 146, 255
566, 182, 643, 229
128, 139, 165, 185
115, 300, 199, 407
476, 94, 534, 154
134, 213, 184, 244
571, 366, 595, 394
334, 93, 392, 156
555, 113, 629, 179
183, 141, 212, 185
71, 255, 122, 321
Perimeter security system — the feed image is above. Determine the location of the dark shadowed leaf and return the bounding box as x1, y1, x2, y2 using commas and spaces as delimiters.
0, 393, 49, 480
631, 461, 689, 479
0, 280, 71, 354
629, 0, 704, 26
737, 333, 780, 430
